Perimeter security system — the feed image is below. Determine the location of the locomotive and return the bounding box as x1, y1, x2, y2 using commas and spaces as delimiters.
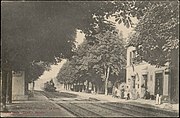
44, 79, 56, 92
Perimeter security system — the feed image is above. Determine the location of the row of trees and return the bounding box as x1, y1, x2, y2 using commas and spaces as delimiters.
1, 1, 178, 106
1, 1, 151, 90
57, 1, 179, 102
57, 30, 126, 94
1, 1, 146, 88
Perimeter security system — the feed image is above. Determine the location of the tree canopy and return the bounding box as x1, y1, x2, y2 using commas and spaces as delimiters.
127, 1, 179, 67
57, 29, 126, 90
127, 1, 179, 103
1, 1, 153, 82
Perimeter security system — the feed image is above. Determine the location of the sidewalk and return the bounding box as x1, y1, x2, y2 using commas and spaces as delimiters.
1, 91, 74, 117
62, 90, 179, 113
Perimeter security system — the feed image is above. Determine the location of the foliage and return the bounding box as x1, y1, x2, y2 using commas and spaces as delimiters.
1, 1, 154, 82
57, 29, 126, 85
87, 30, 126, 76
127, 1, 179, 102
127, 1, 179, 67
25, 62, 51, 83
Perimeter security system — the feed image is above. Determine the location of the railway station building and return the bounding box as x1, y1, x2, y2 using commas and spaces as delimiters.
126, 46, 170, 101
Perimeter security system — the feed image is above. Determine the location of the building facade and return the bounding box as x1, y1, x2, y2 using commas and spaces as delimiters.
12, 71, 28, 100
126, 46, 170, 100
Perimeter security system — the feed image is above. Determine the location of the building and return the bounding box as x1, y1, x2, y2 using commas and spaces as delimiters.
12, 71, 28, 100
126, 46, 170, 101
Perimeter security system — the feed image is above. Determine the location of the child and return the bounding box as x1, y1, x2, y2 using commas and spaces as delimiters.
124, 91, 127, 100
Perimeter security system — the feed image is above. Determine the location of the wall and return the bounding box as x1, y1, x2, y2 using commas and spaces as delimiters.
12, 71, 28, 100
126, 46, 169, 99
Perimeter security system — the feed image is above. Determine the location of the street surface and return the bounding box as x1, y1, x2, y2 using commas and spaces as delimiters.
1, 90, 179, 117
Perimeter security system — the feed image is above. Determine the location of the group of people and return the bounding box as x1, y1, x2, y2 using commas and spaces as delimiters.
112, 86, 130, 100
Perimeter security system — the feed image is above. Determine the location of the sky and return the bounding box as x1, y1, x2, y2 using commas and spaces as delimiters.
34, 59, 67, 90
109, 16, 138, 39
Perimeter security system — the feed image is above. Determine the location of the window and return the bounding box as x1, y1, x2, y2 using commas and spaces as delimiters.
130, 52, 132, 65
131, 50, 143, 64
132, 50, 136, 64
130, 50, 136, 65
142, 74, 148, 90
132, 50, 136, 58
132, 76, 136, 88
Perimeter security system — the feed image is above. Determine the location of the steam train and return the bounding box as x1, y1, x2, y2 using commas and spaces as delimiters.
44, 80, 56, 92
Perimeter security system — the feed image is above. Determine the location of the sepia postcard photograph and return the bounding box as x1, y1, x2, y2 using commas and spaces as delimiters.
1, 0, 179, 117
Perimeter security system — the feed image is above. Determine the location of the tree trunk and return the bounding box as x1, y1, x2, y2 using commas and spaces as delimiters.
65, 83, 67, 90
94, 84, 96, 93
86, 81, 89, 93
170, 67, 179, 103
2, 70, 8, 110
104, 65, 107, 95
168, 49, 179, 103
79, 81, 81, 92
24, 72, 29, 96
105, 66, 110, 95
168, 51, 179, 104
97, 85, 100, 94
67, 83, 69, 90
25, 81, 29, 95
7, 71, 12, 104
82, 82, 85, 92
92, 83, 94, 92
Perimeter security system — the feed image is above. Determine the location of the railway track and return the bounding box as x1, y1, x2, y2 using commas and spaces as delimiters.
39, 91, 77, 98
58, 102, 176, 117
57, 103, 102, 117
90, 103, 136, 117
39, 91, 178, 117
73, 103, 133, 117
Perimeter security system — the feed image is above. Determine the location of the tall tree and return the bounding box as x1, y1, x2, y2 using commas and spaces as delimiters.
87, 30, 126, 95
1, 1, 148, 82
1, 1, 157, 106
57, 30, 126, 94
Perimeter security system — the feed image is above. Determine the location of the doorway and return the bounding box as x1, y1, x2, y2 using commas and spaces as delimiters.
155, 73, 163, 95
